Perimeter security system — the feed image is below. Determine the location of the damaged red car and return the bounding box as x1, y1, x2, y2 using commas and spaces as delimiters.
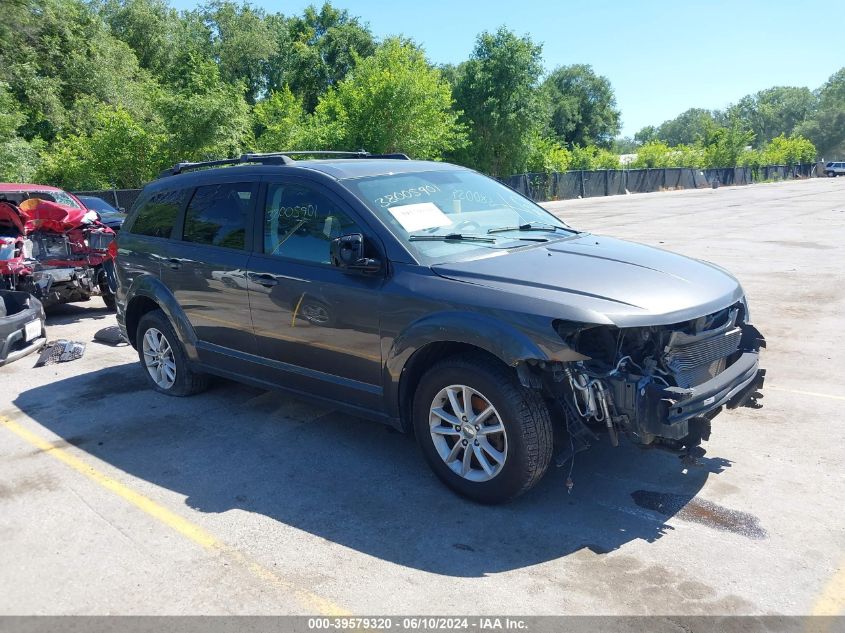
0, 183, 117, 310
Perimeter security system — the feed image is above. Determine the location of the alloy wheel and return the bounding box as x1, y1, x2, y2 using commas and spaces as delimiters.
429, 384, 508, 482
142, 327, 176, 389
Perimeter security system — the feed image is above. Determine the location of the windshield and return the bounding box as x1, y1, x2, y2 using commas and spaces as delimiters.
344, 169, 576, 263
0, 189, 83, 209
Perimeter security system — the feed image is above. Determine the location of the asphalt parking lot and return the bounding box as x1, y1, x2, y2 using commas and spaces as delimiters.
1, 178, 843, 616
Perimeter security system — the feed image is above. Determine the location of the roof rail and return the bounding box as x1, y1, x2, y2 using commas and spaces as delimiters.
272, 150, 410, 160
158, 153, 295, 178
158, 149, 410, 178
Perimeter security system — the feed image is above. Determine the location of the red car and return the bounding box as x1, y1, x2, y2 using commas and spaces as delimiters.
0, 183, 117, 310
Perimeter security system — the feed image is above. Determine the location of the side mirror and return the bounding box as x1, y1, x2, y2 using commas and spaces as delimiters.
330, 233, 381, 273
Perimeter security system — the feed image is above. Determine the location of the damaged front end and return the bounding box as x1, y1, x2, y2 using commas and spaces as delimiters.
539, 301, 765, 461
0, 198, 116, 309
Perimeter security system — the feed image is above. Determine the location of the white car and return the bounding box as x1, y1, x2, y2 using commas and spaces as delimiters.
824, 161, 845, 177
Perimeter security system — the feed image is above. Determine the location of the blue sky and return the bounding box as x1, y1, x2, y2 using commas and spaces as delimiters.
170, 0, 844, 137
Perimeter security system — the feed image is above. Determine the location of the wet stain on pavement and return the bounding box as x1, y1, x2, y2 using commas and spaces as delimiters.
0, 473, 58, 500
631, 490, 767, 539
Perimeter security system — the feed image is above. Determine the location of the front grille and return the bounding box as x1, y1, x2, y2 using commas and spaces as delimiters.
664, 326, 742, 388
88, 230, 114, 251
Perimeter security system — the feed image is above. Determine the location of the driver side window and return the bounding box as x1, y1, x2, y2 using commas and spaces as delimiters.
264, 183, 361, 265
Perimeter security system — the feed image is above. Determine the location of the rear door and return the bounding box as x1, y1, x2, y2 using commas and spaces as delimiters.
159, 180, 258, 356
246, 176, 385, 412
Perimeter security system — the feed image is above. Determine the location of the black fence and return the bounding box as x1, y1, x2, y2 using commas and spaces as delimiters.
502, 163, 816, 202
73, 163, 817, 211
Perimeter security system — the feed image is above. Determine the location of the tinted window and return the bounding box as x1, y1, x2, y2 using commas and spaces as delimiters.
264, 183, 360, 264
130, 189, 187, 238
183, 182, 252, 249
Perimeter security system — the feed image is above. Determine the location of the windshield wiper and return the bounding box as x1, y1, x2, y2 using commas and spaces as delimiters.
409, 233, 496, 243
487, 222, 569, 234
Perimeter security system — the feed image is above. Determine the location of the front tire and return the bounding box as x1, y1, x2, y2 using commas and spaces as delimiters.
412, 353, 553, 503
136, 309, 208, 396
827, 171, 836, 177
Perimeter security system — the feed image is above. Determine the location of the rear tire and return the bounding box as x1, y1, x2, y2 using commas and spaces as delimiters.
136, 309, 208, 396
412, 353, 553, 504
101, 288, 116, 311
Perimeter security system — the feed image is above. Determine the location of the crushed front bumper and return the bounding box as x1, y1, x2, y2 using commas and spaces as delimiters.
607, 349, 765, 444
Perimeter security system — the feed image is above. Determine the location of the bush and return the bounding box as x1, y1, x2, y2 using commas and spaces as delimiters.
313, 38, 467, 159
629, 141, 673, 168
760, 134, 817, 165
569, 145, 620, 170
526, 135, 571, 173
36, 104, 165, 189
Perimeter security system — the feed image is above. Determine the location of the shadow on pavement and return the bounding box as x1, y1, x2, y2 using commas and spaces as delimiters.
14, 363, 731, 577
45, 301, 113, 327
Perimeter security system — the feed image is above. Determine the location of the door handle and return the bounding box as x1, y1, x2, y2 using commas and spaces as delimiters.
254, 274, 278, 287
167, 258, 181, 270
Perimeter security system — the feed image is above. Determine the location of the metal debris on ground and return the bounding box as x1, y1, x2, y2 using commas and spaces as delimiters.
34, 339, 86, 366
93, 325, 128, 346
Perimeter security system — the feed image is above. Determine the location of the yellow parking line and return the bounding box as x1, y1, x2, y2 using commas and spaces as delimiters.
0, 415, 348, 616
811, 560, 845, 615
767, 386, 845, 401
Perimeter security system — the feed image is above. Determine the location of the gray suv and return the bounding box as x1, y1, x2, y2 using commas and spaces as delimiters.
824, 161, 845, 177
115, 151, 765, 503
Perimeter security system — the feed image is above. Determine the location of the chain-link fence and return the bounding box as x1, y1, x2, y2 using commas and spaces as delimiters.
73, 163, 817, 211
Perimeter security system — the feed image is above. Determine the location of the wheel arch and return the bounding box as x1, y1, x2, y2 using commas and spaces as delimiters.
124, 276, 198, 360
385, 311, 555, 432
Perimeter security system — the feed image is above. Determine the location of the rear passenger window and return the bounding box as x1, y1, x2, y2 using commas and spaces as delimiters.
264, 183, 360, 264
130, 189, 187, 238
183, 182, 252, 249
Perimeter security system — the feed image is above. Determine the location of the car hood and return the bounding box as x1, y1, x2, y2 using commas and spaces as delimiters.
430, 234, 745, 327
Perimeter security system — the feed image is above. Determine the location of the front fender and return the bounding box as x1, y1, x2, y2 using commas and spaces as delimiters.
124, 274, 199, 362
387, 311, 546, 373
383, 310, 583, 420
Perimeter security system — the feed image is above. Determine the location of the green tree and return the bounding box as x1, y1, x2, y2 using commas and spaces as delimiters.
526, 134, 571, 173
312, 38, 466, 159
155, 52, 252, 162
267, 3, 375, 112
0, 0, 163, 144
543, 64, 621, 148
99, 0, 183, 76
701, 119, 754, 168
629, 140, 674, 168
630, 140, 705, 168
198, 1, 278, 104
253, 86, 308, 151
796, 67, 845, 159
727, 86, 817, 148
760, 134, 817, 164
451, 27, 544, 177
612, 136, 639, 154
634, 125, 658, 145
655, 108, 717, 146
37, 104, 165, 189
0, 82, 42, 181
568, 145, 620, 170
